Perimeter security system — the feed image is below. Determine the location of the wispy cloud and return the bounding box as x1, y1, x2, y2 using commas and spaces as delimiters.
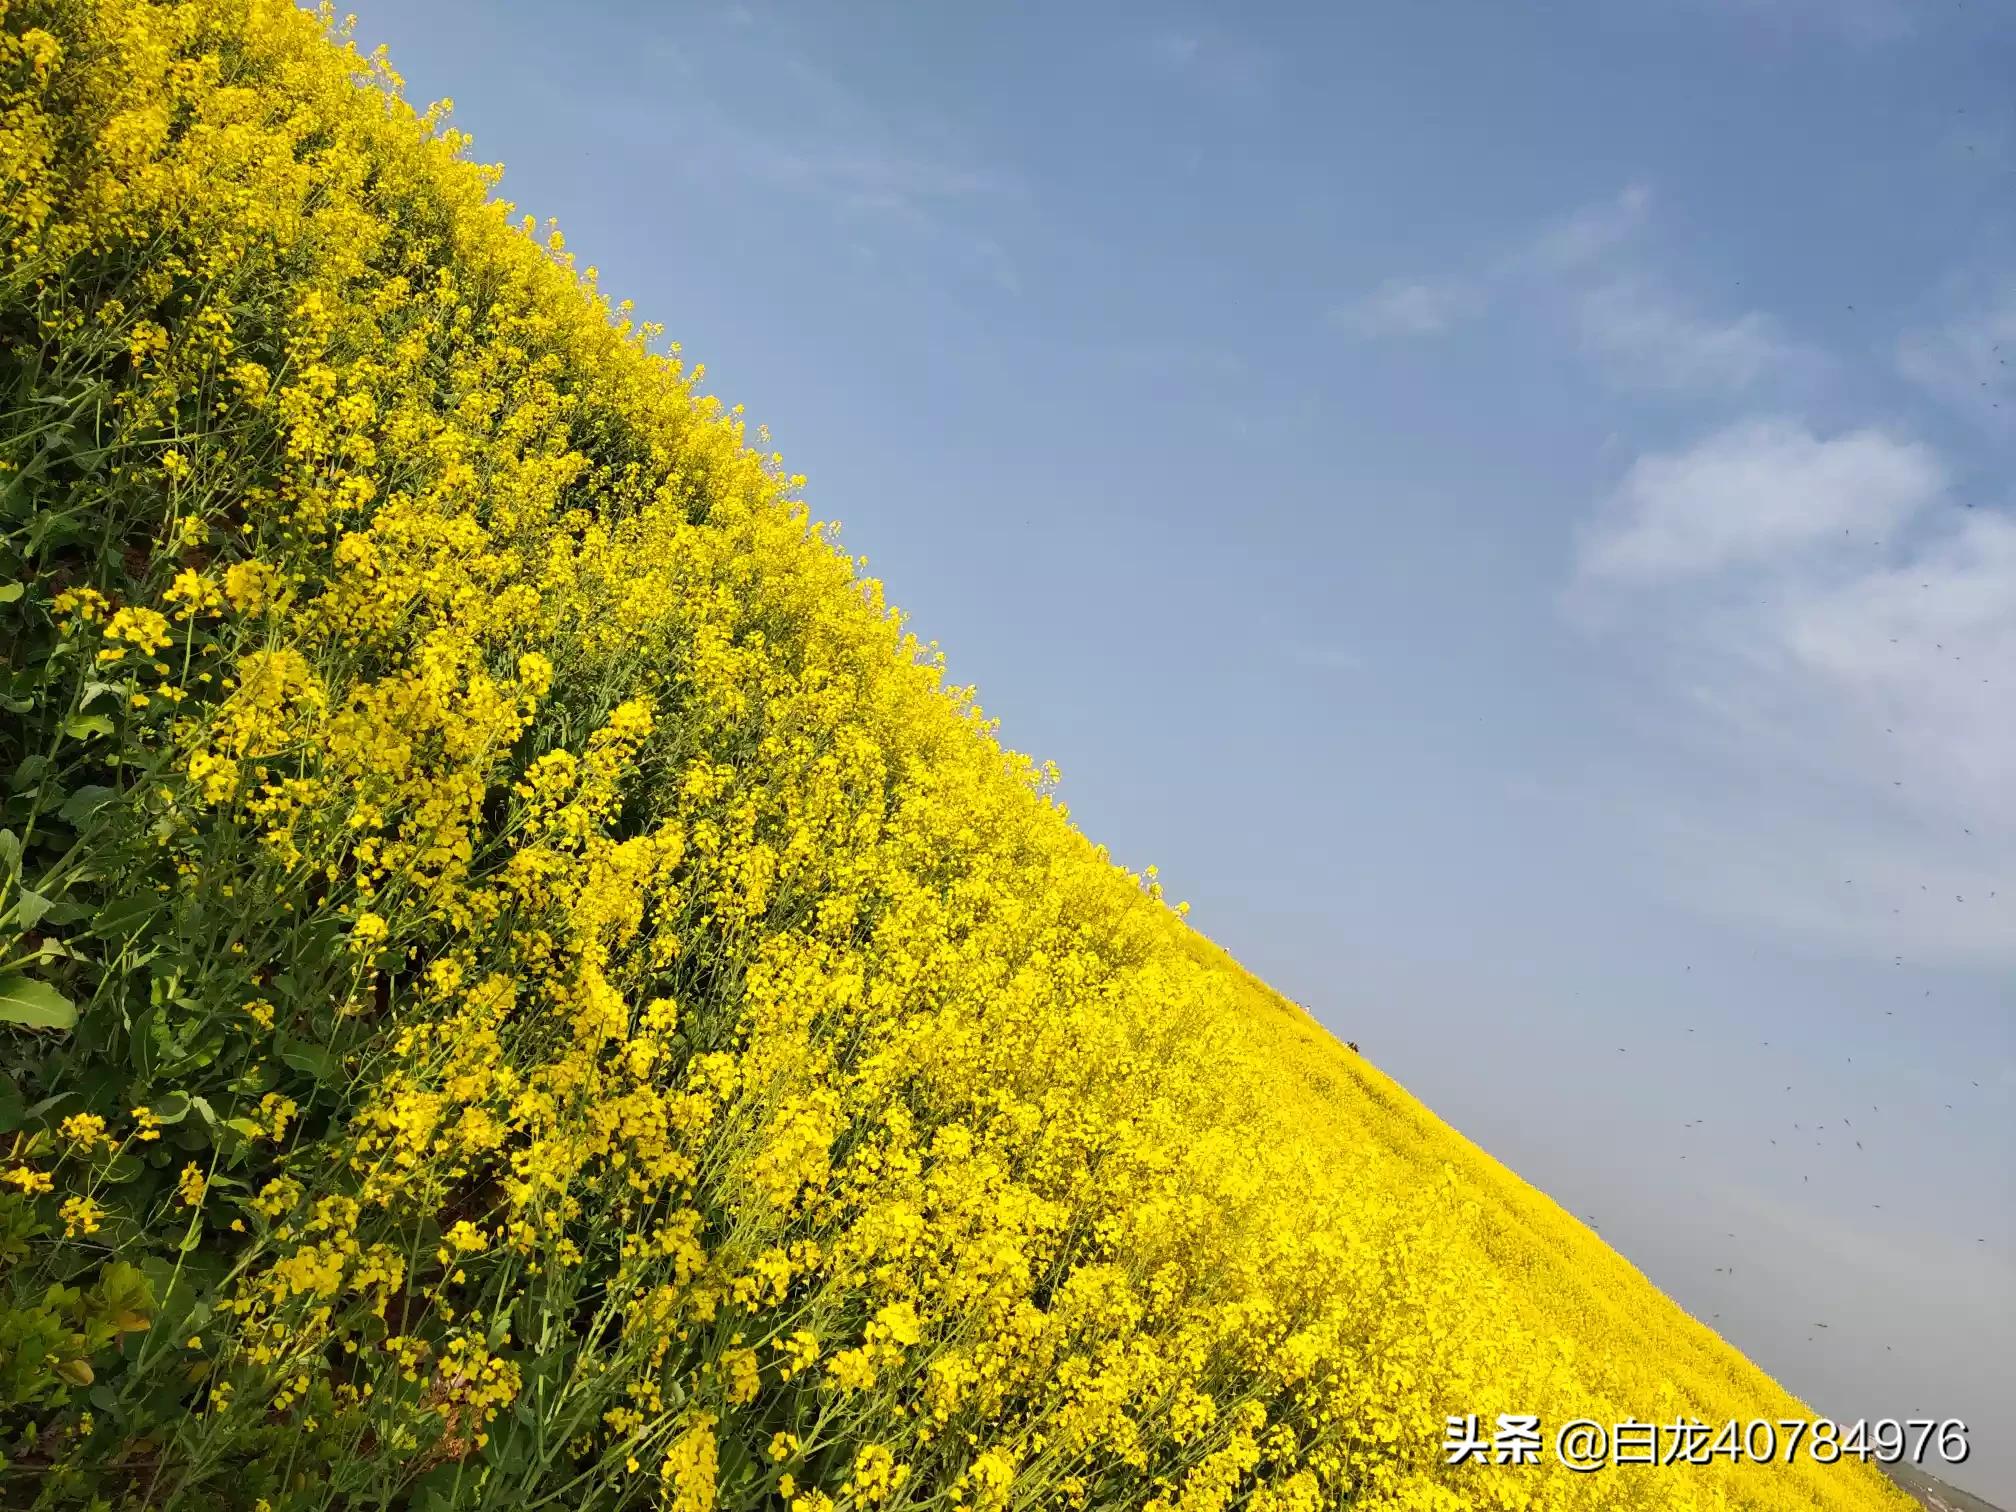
1326, 277, 1484, 340
1330, 182, 1818, 398
1898, 283, 2016, 437
1506, 182, 1654, 277
1322, 182, 1653, 338
1147, 31, 1203, 70
1576, 277, 1815, 393
1283, 642, 1366, 674
1324, 183, 1649, 343
1570, 419, 2016, 965
1143, 26, 1278, 102
617, 25, 1025, 295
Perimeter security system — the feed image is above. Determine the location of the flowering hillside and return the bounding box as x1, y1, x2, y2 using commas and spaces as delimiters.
0, 4, 1915, 1510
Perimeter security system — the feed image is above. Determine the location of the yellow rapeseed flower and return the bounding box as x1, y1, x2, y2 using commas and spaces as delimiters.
0, 5, 1914, 1509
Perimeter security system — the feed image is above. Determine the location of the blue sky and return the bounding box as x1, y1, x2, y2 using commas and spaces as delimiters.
347, 1, 2014, 1498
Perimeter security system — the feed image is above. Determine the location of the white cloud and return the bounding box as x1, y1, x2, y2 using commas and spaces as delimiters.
1640, 799, 2016, 968
1507, 182, 1653, 276
1770, 510, 2016, 819
610, 31, 1025, 295
1329, 182, 1805, 392
1577, 419, 1946, 581
1898, 284, 2016, 436
1148, 31, 1202, 70
678, 120, 1008, 223
1143, 27, 1277, 101
1570, 420, 2016, 966
1577, 277, 1812, 393
1327, 277, 1483, 339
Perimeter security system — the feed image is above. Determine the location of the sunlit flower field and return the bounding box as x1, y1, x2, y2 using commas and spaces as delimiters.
0, 4, 1917, 1509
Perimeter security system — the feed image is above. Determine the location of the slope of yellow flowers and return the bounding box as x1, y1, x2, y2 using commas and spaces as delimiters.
0, 3, 1914, 1510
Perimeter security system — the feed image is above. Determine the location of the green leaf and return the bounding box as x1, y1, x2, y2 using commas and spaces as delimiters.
408, 1466, 465, 1512
716, 1421, 757, 1495
59, 785, 117, 826
91, 893, 161, 941
486, 1300, 516, 1352
0, 582, 21, 604
97, 1149, 145, 1184
12, 889, 53, 930
61, 714, 113, 741
278, 1040, 336, 1085
0, 830, 17, 874
128, 1003, 159, 1077
0, 975, 77, 1031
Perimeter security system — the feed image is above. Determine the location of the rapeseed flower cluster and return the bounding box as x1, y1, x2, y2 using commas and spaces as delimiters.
0, 4, 1911, 1511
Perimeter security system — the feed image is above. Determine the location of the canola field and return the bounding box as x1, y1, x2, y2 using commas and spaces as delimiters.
0, 4, 1916, 1509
